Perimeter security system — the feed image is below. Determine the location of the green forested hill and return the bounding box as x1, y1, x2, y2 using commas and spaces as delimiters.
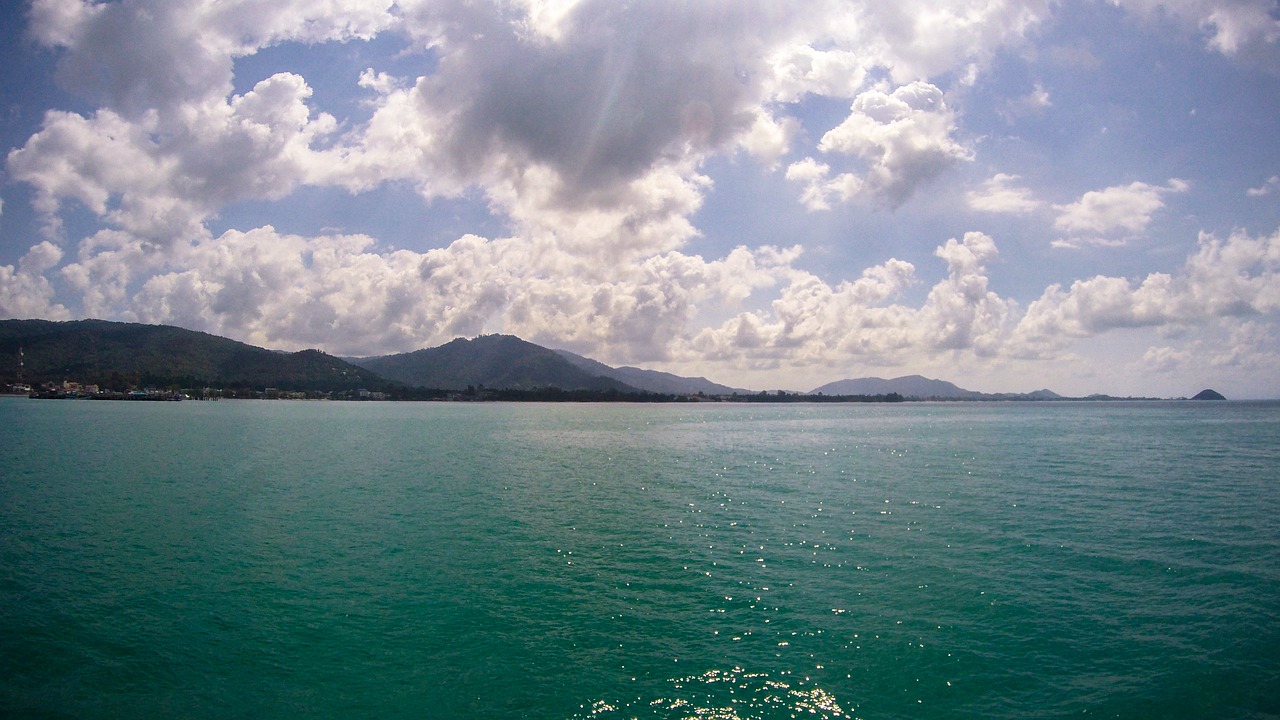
349, 334, 638, 392
0, 319, 390, 391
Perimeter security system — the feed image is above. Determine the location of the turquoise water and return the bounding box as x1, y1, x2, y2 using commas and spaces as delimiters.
2, 398, 1278, 718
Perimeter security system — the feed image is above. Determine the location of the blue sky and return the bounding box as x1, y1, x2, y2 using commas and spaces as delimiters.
2, 0, 1279, 397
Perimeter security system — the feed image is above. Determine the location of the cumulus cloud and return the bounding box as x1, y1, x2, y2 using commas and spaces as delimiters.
30, 0, 396, 116
353, 0, 1045, 214
385, 0, 787, 204
509, 245, 794, 362
9, 0, 1058, 263
1211, 320, 1280, 368
66, 219, 790, 362
1248, 175, 1280, 197
702, 0, 1054, 104
0, 242, 71, 320
1138, 319, 1279, 379
1109, 0, 1280, 56
0, 212, 818, 363
788, 82, 972, 209
1051, 178, 1189, 248
1002, 82, 1052, 121
835, 0, 1052, 83
1011, 226, 1280, 356
918, 232, 1010, 354
764, 44, 871, 103
688, 231, 1010, 368
8, 73, 341, 245
968, 173, 1044, 214
1139, 343, 1195, 373
13, 1, 392, 250
130, 227, 469, 352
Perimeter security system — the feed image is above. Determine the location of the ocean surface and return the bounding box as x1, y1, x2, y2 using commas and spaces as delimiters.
2, 397, 1278, 719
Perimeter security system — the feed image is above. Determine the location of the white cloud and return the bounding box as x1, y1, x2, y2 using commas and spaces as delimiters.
357, 68, 404, 96
919, 232, 1010, 354
764, 45, 870, 103
387, 0, 787, 202
1109, 0, 1280, 56
19, 240, 63, 275
366, 0, 1048, 213
1139, 343, 1195, 372
1211, 320, 1280, 368
65, 219, 791, 362
1248, 175, 1280, 197
0, 242, 72, 320
10, 0, 1059, 260
8, 73, 341, 245
30, 0, 396, 116
790, 82, 972, 209
968, 173, 1044, 214
1051, 178, 1189, 247
688, 231, 1010, 368
509, 245, 794, 362
707, 0, 1054, 104
735, 111, 799, 169
785, 158, 852, 212
128, 227, 507, 353
1011, 226, 1280, 355
1138, 318, 1279, 381
1002, 82, 1052, 121
841, 0, 1053, 83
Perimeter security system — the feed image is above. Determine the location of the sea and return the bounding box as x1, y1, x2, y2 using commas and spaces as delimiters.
1, 397, 1277, 719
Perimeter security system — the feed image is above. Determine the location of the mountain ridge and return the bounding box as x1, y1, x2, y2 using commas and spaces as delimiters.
812, 374, 1064, 401
553, 349, 747, 395
813, 375, 979, 399
0, 318, 389, 392
346, 335, 637, 393
1, 319, 1217, 400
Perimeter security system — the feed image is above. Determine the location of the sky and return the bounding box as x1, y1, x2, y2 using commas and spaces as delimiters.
1, 0, 1279, 398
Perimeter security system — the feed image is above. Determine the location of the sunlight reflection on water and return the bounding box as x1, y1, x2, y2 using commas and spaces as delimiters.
571, 667, 851, 720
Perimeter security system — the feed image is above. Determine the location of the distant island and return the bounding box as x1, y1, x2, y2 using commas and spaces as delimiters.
0, 318, 1226, 402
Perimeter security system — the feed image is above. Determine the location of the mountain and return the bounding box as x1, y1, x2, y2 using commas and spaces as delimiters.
1011, 388, 1064, 400
349, 335, 638, 392
811, 375, 984, 399
1191, 388, 1226, 400
554, 349, 745, 395
811, 376, 1065, 400
0, 319, 389, 391
0, 319, 1127, 401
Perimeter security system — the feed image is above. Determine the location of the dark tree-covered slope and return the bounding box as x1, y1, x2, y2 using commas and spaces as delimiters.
811, 375, 984, 399
0, 319, 389, 391
349, 334, 638, 392
554, 349, 745, 395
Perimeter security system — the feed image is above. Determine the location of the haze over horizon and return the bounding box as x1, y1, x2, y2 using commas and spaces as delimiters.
2, 1, 1278, 398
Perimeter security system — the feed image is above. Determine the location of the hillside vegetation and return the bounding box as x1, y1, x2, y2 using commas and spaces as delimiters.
0, 319, 389, 392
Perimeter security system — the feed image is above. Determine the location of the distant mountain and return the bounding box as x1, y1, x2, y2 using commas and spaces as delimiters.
812, 375, 983, 399
0, 318, 1139, 401
812, 375, 1064, 400
0, 319, 388, 391
1010, 388, 1064, 400
1191, 388, 1226, 400
554, 349, 745, 395
349, 335, 638, 392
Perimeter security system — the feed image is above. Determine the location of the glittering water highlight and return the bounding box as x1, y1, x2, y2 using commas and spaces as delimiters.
2, 398, 1277, 718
